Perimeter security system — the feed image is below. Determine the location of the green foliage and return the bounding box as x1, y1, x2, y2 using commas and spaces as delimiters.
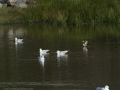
1, 0, 120, 24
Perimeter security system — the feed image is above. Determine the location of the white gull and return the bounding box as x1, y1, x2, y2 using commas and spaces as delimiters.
96, 85, 109, 90
39, 48, 49, 55
15, 37, 23, 43
56, 50, 68, 57
82, 41, 88, 47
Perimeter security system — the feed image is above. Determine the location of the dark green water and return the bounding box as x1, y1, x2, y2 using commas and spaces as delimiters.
0, 24, 120, 90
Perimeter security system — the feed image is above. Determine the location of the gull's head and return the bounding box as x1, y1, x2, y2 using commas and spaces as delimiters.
82, 41, 85, 43
105, 85, 109, 89
56, 50, 60, 54
15, 37, 17, 41
39, 48, 42, 52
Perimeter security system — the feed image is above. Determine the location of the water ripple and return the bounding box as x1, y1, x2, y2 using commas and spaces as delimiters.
0, 82, 88, 87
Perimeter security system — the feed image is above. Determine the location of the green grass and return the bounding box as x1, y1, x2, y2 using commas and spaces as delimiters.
0, 7, 19, 24
1, 0, 120, 24
16, 0, 120, 24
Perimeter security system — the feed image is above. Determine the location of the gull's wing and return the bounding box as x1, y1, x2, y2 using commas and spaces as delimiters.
43, 50, 49, 53
61, 50, 68, 54
85, 41, 88, 44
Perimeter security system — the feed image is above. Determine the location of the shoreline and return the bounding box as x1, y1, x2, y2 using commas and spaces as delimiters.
0, 21, 119, 26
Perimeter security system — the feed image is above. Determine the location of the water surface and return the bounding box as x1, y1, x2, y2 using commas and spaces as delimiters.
0, 24, 120, 90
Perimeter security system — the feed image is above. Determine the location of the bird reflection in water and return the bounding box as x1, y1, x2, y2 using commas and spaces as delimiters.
15, 41, 23, 45
38, 55, 45, 67
56, 50, 68, 67
38, 55, 45, 82
83, 46, 88, 57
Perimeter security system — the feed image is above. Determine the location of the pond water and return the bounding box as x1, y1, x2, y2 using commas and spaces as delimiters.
0, 24, 120, 90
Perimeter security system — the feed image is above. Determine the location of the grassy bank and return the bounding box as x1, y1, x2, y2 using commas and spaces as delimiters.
17, 0, 120, 24
1, 0, 120, 24
0, 7, 19, 24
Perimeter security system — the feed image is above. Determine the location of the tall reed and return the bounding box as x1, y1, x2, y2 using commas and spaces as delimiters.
16, 0, 120, 24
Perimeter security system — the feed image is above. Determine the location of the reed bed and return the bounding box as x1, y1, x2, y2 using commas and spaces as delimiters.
1, 0, 120, 24
17, 0, 120, 24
